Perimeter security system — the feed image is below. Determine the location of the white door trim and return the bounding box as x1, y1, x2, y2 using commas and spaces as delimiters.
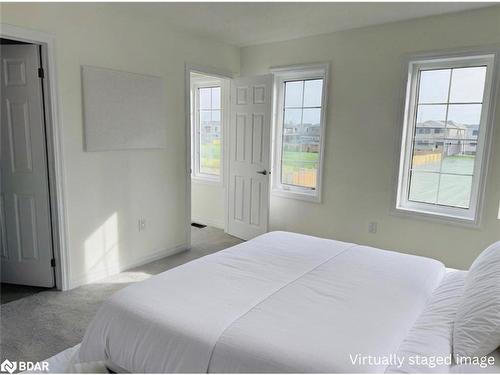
1, 23, 70, 290
184, 63, 234, 248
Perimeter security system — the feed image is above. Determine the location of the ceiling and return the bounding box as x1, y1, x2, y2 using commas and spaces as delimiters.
126, 2, 491, 47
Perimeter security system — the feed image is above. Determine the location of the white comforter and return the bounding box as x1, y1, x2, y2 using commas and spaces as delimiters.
76, 231, 445, 373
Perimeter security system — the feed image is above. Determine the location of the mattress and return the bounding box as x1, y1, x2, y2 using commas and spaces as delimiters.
75, 231, 449, 373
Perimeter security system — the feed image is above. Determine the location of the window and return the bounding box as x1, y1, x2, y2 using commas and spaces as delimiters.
272, 64, 329, 202
396, 54, 496, 222
191, 73, 228, 183
198, 86, 221, 177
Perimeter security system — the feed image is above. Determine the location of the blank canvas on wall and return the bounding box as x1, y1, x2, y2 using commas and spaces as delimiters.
82, 65, 166, 151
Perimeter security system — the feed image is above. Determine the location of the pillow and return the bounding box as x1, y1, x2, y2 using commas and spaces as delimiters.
453, 241, 500, 358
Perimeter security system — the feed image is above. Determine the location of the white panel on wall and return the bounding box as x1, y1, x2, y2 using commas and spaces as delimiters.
82, 65, 166, 151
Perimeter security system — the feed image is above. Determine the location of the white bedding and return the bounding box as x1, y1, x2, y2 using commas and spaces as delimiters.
76, 231, 446, 373
387, 269, 467, 373
386, 269, 500, 374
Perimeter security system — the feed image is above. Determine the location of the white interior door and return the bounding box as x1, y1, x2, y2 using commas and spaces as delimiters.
0, 44, 54, 287
227, 74, 273, 240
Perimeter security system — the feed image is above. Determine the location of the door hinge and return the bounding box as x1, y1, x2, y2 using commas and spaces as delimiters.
38, 67, 45, 79
51, 258, 56, 267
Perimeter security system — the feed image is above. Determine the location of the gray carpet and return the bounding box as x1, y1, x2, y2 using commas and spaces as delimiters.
1, 284, 51, 304
0, 227, 242, 364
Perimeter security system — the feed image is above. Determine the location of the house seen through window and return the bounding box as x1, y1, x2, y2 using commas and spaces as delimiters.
197, 86, 221, 178
397, 54, 495, 221
281, 79, 324, 189
409, 66, 486, 208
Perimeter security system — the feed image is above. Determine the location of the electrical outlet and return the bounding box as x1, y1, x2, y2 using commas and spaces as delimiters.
368, 222, 378, 234
138, 218, 146, 231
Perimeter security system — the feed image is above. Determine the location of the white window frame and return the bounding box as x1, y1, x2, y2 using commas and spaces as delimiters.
271, 63, 329, 203
396, 52, 497, 224
190, 75, 228, 184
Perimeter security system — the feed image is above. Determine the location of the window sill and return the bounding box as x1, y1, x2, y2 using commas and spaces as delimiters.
191, 176, 222, 186
393, 204, 480, 228
272, 187, 321, 203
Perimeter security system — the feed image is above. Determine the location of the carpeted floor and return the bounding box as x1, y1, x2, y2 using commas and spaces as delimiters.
0, 226, 242, 364
1, 284, 52, 304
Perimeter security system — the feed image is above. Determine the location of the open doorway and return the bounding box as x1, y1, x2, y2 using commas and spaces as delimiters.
0, 37, 56, 300
188, 69, 231, 235
0, 38, 55, 299
186, 65, 273, 243
0, 27, 67, 297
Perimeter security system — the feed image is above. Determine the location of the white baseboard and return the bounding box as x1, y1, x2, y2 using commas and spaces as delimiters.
191, 215, 224, 230
69, 243, 187, 289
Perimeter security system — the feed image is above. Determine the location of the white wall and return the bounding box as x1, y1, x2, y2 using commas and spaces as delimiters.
0, 3, 240, 288
191, 183, 225, 229
240, 6, 500, 269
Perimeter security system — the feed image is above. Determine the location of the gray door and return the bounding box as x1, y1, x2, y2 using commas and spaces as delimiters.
0, 44, 54, 287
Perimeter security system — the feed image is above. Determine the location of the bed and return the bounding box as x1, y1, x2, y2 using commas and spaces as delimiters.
71, 231, 499, 373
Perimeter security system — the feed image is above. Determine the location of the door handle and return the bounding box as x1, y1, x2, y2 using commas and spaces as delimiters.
256, 170, 267, 175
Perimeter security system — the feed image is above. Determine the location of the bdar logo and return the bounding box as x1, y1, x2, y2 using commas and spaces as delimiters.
0, 359, 17, 374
